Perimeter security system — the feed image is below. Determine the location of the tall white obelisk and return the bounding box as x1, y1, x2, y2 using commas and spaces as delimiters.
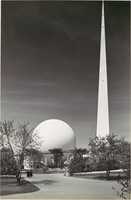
96, 2, 109, 137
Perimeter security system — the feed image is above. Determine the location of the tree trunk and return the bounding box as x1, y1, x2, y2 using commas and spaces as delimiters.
106, 169, 110, 179
16, 152, 25, 184
7, 135, 22, 184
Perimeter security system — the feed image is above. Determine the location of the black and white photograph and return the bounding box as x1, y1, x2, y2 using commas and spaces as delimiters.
0, 0, 130, 199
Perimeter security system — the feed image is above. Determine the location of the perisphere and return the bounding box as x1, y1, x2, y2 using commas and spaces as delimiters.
33, 119, 75, 152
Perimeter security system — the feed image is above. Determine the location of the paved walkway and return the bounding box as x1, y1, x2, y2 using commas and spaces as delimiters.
1, 173, 121, 199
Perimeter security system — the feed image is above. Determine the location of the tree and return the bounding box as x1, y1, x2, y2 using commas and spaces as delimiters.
0, 121, 40, 184
88, 134, 129, 178
68, 148, 88, 175
49, 148, 63, 168
117, 169, 131, 199
0, 121, 15, 155
88, 136, 107, 172
88, 134, 131, 198
116, 140, 130, 199
14, 123, 40, 170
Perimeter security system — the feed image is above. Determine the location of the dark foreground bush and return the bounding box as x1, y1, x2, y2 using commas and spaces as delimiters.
0, 148, 17, 175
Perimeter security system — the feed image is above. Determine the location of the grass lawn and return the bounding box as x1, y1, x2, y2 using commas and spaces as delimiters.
0, 176, 39, 196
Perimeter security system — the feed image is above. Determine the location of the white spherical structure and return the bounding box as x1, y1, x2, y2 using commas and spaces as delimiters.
34, 119, 75, 152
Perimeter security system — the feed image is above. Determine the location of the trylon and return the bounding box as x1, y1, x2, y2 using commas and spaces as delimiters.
96, 1, 109, 137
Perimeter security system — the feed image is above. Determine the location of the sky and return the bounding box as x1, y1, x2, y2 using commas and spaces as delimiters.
1, 1, 130, 148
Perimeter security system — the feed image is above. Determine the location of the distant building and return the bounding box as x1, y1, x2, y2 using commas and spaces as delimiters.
23, 148, 75, 171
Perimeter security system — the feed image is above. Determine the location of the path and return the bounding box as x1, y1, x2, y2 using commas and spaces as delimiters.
1, 173, 121, 199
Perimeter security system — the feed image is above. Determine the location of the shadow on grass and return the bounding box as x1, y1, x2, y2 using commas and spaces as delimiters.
31, 179, 58, 185
0, 176, 39, 196
73, 175, 122, 181
88, 175, 121, 181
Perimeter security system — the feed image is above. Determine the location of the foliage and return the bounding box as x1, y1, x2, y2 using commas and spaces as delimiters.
0, 148, 17, 175
49, 148, 63, 168
0, 120, 41, 184
88, 134, 130, 178
88, 134, 131, 199
116, 141, 130, 200
68, 148, 88, 175
14, 123, 40, 168
117, 169, 131, 199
